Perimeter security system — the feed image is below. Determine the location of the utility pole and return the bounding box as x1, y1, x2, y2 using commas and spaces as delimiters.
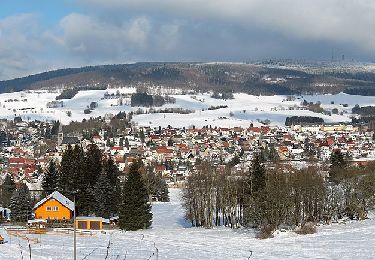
73, 193, 77, 260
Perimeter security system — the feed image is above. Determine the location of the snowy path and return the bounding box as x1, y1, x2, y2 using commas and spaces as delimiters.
1, 189, 375, 259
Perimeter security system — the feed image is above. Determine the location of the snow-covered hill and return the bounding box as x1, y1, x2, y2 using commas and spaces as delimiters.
0, 88, 373, 127
1, 189, 375, 259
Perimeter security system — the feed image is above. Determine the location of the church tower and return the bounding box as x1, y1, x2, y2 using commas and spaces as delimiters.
58, 123, 64, 146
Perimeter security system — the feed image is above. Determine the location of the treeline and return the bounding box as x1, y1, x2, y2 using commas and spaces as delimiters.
183, 151, 375, 236
285, 116, 324, 126
352, 105, 375, 116
43, 145, 169, 217
131, 92, 176, 107
146, 67, 181, 80
133, 107, 194, 115
211, 92, 234, 100
242, 81, 294, 95
56, 85, 107, 100
345, 87, 375, 96
207, 105, 228, 111
56, 88, 79, 100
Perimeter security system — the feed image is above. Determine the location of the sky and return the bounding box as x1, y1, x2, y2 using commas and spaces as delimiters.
0, 0, 375, 80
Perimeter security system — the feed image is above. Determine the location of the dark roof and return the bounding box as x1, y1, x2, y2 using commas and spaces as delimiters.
62, 136, 80, 145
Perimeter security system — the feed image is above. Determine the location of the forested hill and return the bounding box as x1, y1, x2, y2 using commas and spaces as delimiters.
1, 62, 375, 96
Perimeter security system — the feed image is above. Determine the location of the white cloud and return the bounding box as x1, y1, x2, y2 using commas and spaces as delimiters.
78, 0, 375, 52
0, 14, 51, 80
126, 17, 151, 48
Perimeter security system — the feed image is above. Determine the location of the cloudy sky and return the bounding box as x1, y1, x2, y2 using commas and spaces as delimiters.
0, 0, 375, 80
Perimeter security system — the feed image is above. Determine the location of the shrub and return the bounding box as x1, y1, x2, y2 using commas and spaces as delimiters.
295, 222, 317, 235
256, 224, 275, 239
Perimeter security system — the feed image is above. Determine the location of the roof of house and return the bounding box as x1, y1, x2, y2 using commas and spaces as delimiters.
33, 191, 75, 211
61, 136, 80, 145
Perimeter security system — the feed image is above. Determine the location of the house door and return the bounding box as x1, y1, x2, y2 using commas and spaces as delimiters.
77, 221, 87, 229
90, 221, 101, 230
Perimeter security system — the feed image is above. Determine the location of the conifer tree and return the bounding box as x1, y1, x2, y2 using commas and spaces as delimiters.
72, 145, 92, 215
103, 157, 120, 215
124, 137, 130, 149
251, 154, 266, 194
157, 179, 170, 202
10, 184, 32, 222
58, 144, 74, 195
42, 160, 59, 194
0, 174, 16, 208
94, 172, 113, 218
119, 160, 152, 230
329, 149, 348, 183
85, 144, 102, 187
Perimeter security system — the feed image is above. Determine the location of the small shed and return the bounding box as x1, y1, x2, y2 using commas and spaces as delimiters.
75, 217, 108, 230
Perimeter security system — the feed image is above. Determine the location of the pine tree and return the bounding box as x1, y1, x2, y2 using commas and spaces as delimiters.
124, 137, 130, 149
85, 144, 102, 187
58, 144, 74, 195
1, 174, 16, 208
10, 184, 32, 222
103, 157, 120, 215
42, 160, 59, 194
139, 130, 145, 144
251, 154, 266, 193
119, 160, 152, 230
72, 145, 92, 215
329, 149, 348, 183
157, 179, 170, 202
94, 172, 113, 218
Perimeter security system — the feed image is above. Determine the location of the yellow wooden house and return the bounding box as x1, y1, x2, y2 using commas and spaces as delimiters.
34, 191, 75, 221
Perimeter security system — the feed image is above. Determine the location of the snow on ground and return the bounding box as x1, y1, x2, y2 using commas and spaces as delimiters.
2, 189, 375, 259
0, 89, 372, 127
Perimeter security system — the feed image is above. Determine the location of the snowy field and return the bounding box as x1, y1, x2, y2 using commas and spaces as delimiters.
0, 88, 374, 127
1, 189, 375, 260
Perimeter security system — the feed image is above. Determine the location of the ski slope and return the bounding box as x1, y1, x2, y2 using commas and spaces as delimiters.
1, 189, 375, 259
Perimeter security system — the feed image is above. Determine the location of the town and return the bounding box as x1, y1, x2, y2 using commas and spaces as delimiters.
0, 116, 373, 197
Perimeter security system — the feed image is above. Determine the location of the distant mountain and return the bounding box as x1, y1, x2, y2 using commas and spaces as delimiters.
1, 62, 375, 96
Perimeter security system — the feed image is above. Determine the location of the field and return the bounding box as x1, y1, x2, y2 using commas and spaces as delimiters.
0, 88, 373, 127
1, 189, 375, 260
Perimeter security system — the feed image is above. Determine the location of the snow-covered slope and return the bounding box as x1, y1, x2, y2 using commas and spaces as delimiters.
1, 189, 375, 259
0, 88, 373, 127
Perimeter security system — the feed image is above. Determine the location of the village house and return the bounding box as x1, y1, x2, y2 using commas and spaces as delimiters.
34, 191, 74, 221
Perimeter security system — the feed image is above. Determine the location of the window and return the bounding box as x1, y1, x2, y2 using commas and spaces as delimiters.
46, 206, 52, 211
53, 206, 59, 211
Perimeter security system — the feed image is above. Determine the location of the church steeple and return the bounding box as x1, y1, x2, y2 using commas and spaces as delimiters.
58, 123, 63, 146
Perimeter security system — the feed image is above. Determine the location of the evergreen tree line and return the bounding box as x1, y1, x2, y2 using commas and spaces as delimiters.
183, 152, 375, 232
41, 144, 168, 229
0, 175, 33, 222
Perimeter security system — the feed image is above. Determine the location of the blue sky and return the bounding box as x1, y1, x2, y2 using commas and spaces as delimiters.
0, 1, 73, 25
0, 0, 375, 80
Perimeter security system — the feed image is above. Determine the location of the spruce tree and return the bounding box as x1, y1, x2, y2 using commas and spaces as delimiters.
1, 174, 16, 208
85, 144, 102, 187
59, 144, 74, 195
329, 149, 348, 183
94, 172, 113, 218
10, 184, 32, 222
251, 154, 266, 194
124, 137, 130, 149
103, 157, 120, 215
157, 179, 170, 202
42, 160, 59, 194
119, 160, 152, 230
72, 145, 92, 215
